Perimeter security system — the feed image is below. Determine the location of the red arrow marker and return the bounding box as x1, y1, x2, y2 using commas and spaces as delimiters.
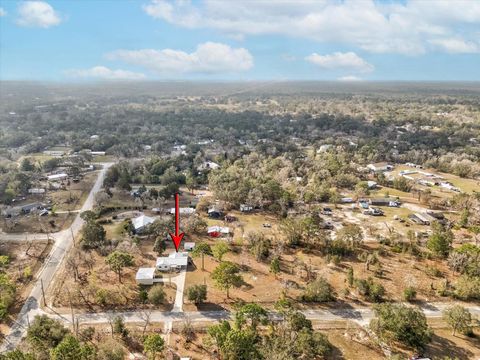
169, 192, 184, 252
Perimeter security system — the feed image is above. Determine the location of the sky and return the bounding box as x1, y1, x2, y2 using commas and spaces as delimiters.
0, 0, 479, 82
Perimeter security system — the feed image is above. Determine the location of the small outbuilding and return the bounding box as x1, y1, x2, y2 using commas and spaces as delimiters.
240, 204, 253, 212
184, 242, 196, 251
135, 268, 156, 285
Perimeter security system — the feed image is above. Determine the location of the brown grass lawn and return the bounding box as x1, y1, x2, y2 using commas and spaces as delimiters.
49, 172, 97, 212
2, 212, 76, 233
51, 236, 176, 312
168, 318, 480, 360
390, 165, 480, 195
0, 241, 51, 332
184, 238, 459, 311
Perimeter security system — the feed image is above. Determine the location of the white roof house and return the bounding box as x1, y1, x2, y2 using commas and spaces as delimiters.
132, 215, 156, 232
135, 268, 156, 285
156, 252, 189, 271
169, 207, 196, 215
367, 162, 393, 172
198, 161, 220, 171
47, 173, 68, 181
28, 188, 46, 194
207, 226, 230, 236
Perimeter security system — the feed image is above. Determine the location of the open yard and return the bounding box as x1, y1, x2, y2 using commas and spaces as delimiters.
1, 212, 76, 234
48, 172, 97, 212
50, 236, 176, 312
0, 241, 51, 331
183, 210, 461, 312
167, 319, 480, 359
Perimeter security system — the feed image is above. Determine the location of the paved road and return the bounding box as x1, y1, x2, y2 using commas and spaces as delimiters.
1, 163, 113, 352
38, 302, 480, 329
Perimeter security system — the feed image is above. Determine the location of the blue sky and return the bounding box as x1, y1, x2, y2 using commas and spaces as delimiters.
0, 0, 479, 81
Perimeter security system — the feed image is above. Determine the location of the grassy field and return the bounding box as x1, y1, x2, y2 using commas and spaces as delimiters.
0, 240, 51, 334
390, 165, 480, 195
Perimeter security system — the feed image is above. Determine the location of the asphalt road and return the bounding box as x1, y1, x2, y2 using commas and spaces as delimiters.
1, 163, 113, 352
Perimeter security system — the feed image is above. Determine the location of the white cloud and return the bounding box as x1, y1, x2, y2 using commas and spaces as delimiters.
429, 38, 480, 53
17, 1, 61, 28
0, 8, 6, 17
106, 42, 253, 74
65, 66, 146, 80
306, 52, 374, 73
338, 75, 362, 81
142, 0, 480, 55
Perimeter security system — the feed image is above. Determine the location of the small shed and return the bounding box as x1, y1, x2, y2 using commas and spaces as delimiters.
240, 204, 253, 212
184, 242, 195, 251
135, 268, 156, 285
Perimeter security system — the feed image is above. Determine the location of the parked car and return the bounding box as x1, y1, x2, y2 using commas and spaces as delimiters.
322, 207, 333, 215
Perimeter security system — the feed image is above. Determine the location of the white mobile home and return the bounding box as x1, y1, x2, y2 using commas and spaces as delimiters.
156, 252, 189, 271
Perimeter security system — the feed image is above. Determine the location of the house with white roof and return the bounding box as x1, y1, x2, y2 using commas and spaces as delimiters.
47, 173, 68, 181
132, 214, 156, 233
207, 226, 230, 238
198, 161, 220, 171
367, 162, 394, 172
169, 207, 196, 215
156, 252, 189, 271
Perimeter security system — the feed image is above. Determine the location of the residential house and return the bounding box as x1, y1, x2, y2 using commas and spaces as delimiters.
47, 173, 68, 181
369, 198, 400, 207
132, 214, 156, 233
169, 207, 196, 215
409, 213, 430, 225
207, 226, 230, 237
21, 202, 45, 214
198, 161, 220, 171
367, 162, 394, 172
28, 188, 46, 194
156, 252, 189, 272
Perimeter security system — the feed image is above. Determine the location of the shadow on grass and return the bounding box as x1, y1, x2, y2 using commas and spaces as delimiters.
425, 333, 475, 359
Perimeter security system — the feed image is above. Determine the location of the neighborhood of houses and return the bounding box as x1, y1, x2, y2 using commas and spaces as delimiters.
1, 162, 96, 218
